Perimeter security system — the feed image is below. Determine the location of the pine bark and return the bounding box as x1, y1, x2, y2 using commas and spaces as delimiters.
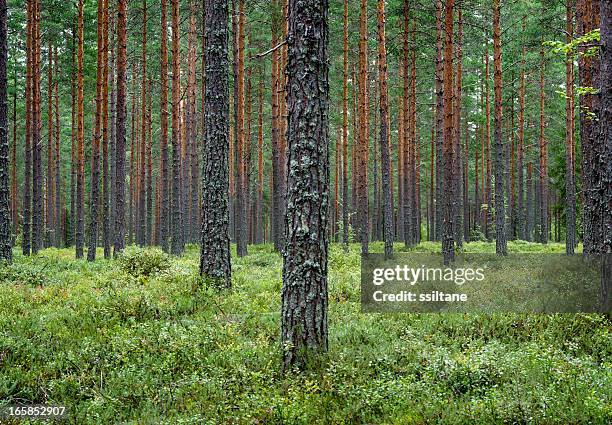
32, 0, 42, 254
23, 0, 33, 255
358, 0, 369, 256
341, 0, 349, 251
200, 0, 232, 287
159, 0, 170, 252
88, 0, 106, 260
539, 41, 548, 244
137, 0, 148, 247
255, 67, 264, 244
113, 0, 127, 256
566, 1, 577, 254
377, 0, 393, 259
46, 45, 54, 248
236, 0, 248, 257
454, 4, 463, 247
493, 0, 507, 255
434, 0, 444, 242
101, 0, 110, 257
517, 16, 526, 240
442, 0, 455, 265
0, 0, 10, 261
281, 0, 329, 371
171, 0, 184, 254
75, 0, 85, 258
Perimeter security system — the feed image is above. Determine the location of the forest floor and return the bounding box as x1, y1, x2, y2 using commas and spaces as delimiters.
0, 241, 610, 424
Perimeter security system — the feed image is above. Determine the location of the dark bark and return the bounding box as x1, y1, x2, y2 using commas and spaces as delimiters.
46, 45, 53, 248
171, 0, 184, 255
88, 0, 106, 261
54, 48, 61, 248
0, 0, 11, 262
75, 0, 85, 258
358, 0, 369, 256
539, 42, 548, 244
517, 16, 526, 240
113, 0, 127, 256
341, 0, 349, 251
236, 0, 248, 257
566, 1, 577, 254
599, 0, 611, 311
23, 0, 33, 255
255, 68, 264, 244
200, 0, 231, 287
526, 162, 534, 240
454, 4, 463, 248
493, 0, 506, 255
378, 0, 393, 259
442, 0, 455, 265
32, 0, 42, 254
435, 0, 444, 242
281, 0, 329, 371
102, 1, 110, 257
159, 0, 169, 252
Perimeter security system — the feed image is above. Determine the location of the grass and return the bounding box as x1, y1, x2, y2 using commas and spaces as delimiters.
0, 241, 610, 424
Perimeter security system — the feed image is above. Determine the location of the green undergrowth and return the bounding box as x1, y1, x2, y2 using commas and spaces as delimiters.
0, 241, 610, 424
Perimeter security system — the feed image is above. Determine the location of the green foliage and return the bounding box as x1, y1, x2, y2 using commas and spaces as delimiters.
117, 246, 171, 280
0, 242, 609, 423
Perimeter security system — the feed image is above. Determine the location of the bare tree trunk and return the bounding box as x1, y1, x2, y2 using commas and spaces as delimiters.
378, 0, 393, 259
435, 0, 444, 242
493, 0, 506, 255
281, 0, 329, 371
539, 40, 548, 244
75, 0, 85, 258
171, 0, 184, 254
358, 0, 369, 256
32, 0, 42, 254
200, 0, 231, 287
442, 0, 455, 265
113, 0, 127, 256
0, 0, 10, 261
517, 16, 526, 240
342, 0, 349, 251
566, 0, 577, 254
159, 0, 170, 252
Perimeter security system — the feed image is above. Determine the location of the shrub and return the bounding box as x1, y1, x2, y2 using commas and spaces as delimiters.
117, 246, 171, 279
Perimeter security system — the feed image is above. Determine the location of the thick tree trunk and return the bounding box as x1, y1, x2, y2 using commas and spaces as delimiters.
281, 0, 329, 371
101, 2, 110, 256
377, 0, 393, 259
200, 0, 231, 287
442, 0, 455, 265
435, 0, 444, 242
0, 0, 10, 262
159, 0, 169, 252
566, 1, 577, 254
113, 0, 127, 256
88, 0, 106, 261
493, 0, 507, 255
599, 0, 611, 311
32, 0, 42, 254
46, 45, 54, 248
342, 0, 349, 251
236, 0, 248, 257
539, 41, 548, 244
518, 16, 526, 240
171, 0, 184, 255
23, 0, 33, 255
75, 0, 85, 258
358, 0, 369, 256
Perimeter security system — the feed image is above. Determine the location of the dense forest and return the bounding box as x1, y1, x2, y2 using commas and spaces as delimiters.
0, 0, 610, 422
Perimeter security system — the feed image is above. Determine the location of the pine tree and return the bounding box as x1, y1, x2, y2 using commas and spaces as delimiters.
492, 0, 506, 255
200, 0, 231, 287
442, 0, 455, 265
0, 0, 10, 262
75, 0, 85, 258
114, 0, 128, 256
377, 0, 393, 259
357, 0, 369, 256
281, 0, 329, 371
566, 0, 576, 254
171, 0, 184, 254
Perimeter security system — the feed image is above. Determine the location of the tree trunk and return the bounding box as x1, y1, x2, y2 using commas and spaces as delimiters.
281, 0, 329, 371
255, 67, 264, 244
342, 0, 349, 251
136, 0, 147, 247
435, 0, 444, 242
88, 0, 106, 261
171, 0, 184, 255
101, 1, 110, 256
378, 0, 393, 259
200, 0, 232, 287
517, 16, 526, 240
159, 0, 170, 252
23, 0, 33, 255
539, 40, 548, 244
236, 0, 248, 257
75, 0, 85, 258
454, 4, 463, 247
566, 1, 577, 254
442, 0, 455, 265
113, 0, 127, 256
493, 0, 507, 255
32, 0, 42, 254
598, 0, 611, 311
0, 0, 10, 262
358, 0, 369, 256
484, 43, 492, 242
54, 47, 62, 248
46, 45, 54, 248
